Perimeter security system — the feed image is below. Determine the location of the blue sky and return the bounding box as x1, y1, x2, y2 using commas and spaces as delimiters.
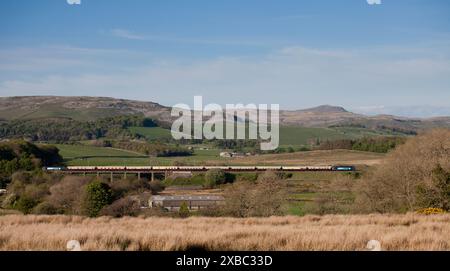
1, 0, 450, 117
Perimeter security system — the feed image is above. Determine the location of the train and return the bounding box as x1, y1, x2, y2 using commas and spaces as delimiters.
43, 165, 356, 172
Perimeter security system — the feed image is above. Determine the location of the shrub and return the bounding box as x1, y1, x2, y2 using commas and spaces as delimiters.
204, 169, 226, 188
82, 181, 113, 217
0, 176, 8, 189
178, 202, 190, 218
356, 129, 450, 213
416, 165, 450, 211
47, 176, 90, 215
110, 178, 151, 199
33, 202, 60, 215
220, 174, 287, 217
235, 173, 258, 183
149, 180, 164, 195
1, 193, 19, 209
416, 207, 446, 215
258, 170, 291, 181
24, 184, 49, 201
100, 197, 140, 217
15, 196, 39, 214
0, 140, 62, 174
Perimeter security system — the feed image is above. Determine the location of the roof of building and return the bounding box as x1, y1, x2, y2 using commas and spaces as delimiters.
151, 195, 224, 201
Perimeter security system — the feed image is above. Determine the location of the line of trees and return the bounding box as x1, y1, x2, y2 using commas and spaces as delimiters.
2, 172, 164, 217
310, 129, 450, 214
317, 136, 407, 153
0, 140, 62, 188
112, 140, 193, 157
0, 115, 157, 142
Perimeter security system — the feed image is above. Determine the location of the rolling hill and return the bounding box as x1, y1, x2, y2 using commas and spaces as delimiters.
0, 96, 171, 122
1, 96, 449, 133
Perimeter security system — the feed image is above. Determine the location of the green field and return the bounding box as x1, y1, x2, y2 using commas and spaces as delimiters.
285, 171, 352, 215
279, 126, 350, 146
128, 125, 398, 147
55, 144, 150, 166
146, 148, 225, 166
279, 126, 405, 147
55, 144, 225, 166
128, 126, 173, 140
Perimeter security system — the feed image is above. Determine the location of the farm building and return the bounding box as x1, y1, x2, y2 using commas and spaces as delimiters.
219, 152, 232, 158
219, 152, 250, 158
149, 195, 224, 211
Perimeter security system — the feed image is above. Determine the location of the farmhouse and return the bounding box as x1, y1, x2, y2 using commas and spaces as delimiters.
149, 195, 224, 211
219, 152, 250, 158
220, 152, 232, 158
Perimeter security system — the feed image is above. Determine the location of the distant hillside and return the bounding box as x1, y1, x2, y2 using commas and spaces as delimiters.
279, 105, 361, 127
1, 96, 449, 134
0, 96, 171, 122
280, 105, 450, 133
298, 105, 348, 113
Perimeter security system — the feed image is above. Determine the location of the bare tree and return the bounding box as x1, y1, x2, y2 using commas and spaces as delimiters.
47, 176, 91, 214
356, 129, 450, 213
221, 171, 287, 217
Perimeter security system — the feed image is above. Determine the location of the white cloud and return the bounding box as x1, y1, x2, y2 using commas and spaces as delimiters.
111, 29, 147, 41
0, 44, 449, 110
67, 0, 81, 5
367, 0, 381, 5
110, 29, 275, 47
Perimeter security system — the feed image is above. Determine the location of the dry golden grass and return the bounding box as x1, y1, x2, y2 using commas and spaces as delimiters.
229, 150, 385, 166
0, 213, 449, 251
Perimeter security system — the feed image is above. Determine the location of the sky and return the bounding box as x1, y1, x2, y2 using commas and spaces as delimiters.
0, 0, 450, 117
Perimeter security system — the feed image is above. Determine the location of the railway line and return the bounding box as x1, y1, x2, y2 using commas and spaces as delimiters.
44, 165, 356, 181
45, 165, 355, 173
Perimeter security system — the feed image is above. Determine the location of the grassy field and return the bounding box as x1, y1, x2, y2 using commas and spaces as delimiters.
55, 144, 227, 166
231, 149, 384, 166
279, 126, 350, 146
55, 144, 150, 166
130, 125, 399, 147
285, 171, 353, 215
0, 214, 448, 251
128, 126, 173, 140
56, 142, 384, 167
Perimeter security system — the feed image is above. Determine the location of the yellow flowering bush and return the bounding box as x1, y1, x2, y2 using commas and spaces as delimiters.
416, 207, 446, 215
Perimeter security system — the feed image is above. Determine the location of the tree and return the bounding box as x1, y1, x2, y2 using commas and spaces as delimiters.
82, 181, 113, 217
178, 201, 190, 218
149, 180, 164, 194
356, 129, 450, 213
417, 165, 450, 211
204, 169, 226, 188
221, 173, 287, 217
100, 197, 140, 218
47, 176, 90, 214
32, 201, 60, 215
15, 196, 39, 214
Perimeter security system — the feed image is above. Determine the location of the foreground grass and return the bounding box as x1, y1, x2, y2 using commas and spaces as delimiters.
0, 214, 448, 251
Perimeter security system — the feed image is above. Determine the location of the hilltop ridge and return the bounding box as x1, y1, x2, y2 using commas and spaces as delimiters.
0, 96, 449, 132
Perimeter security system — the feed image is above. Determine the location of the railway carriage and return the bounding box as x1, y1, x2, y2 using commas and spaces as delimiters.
45, 165, 355, 172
